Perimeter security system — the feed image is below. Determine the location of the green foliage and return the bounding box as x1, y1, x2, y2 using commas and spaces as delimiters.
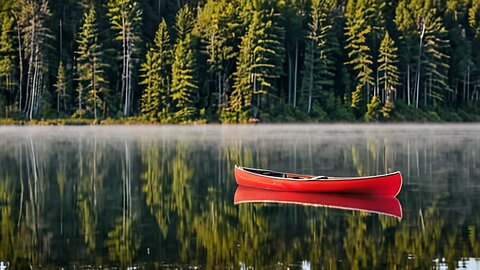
396, 1, 451, 107
195, 0, 241, 114
365, 95, 382, 121
223, 0, 285, 123
422, 13, 451, 104
76, 7, 109, 120
378, 31, 399, 117
171, 5, 199, 123
248, 1, 285, 102
107, 0, 142, 116
40, 84, 54, 119
107, 0, 142, 43
301, 0, 337, 114
469, 0, 480, 37
54, 61, 69, 114
381, 96, 394, 119
390, 100, 450, 121
174, 4, 195, 41
14, 0, 52, 119
222, 21, 255, 123
0, 97, 4, 118
0, 14, 15, 106
458, 107, 480, 121
140, 52, 161, 121
378, 32, 399, 93
324, 93, 356, 121
0, 0, 478, 123
140, 19, 171, 121
344, 0, 379, 110
435, 107, 463, 121
446, 1, 474, 105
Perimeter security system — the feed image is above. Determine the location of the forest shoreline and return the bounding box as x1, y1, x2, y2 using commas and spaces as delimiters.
1, 0, 480, 125
1, 113, 479, 126
2, 100, 480, 125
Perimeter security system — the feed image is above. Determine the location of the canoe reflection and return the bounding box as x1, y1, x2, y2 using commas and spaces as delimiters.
234, 186, 402, 219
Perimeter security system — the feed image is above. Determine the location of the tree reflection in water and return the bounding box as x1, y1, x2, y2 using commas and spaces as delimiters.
0, 125, 478, 269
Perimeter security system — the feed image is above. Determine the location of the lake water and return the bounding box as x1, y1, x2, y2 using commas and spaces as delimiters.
0, 124, 479, 269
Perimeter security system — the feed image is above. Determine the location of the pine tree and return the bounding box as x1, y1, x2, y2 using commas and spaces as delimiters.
140, 19, 171, 121
395, 0, 417, 106
107, 0, 142, 117
344, 0, 376, 111
282, 0, 306, 108
422, 12, 451, 106
249, 0, 285, 113
195, 0, 240, 115
171, 5, 199, 122
222, 27, 254, 122
447, 1, 473, 104
396, 1, 451, 108
470, 0, 480, 37
15, 0, 52, 119
469, 0, 480, 102
54, 60, 68, 114
0, 14, 16, 115
75, 84, 85, 117
378, 31, 399, 117
224, 0, 285, 122
140, 52, 161, 120
77, 7, 109, 120
39, 81, 53, 118
301, 0, 337, 114
365, 95, 381, 121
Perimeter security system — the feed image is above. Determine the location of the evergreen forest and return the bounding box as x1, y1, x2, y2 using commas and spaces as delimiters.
0, 0, 480, 123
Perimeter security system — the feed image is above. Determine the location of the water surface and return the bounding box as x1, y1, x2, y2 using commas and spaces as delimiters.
0, 124, 479, 269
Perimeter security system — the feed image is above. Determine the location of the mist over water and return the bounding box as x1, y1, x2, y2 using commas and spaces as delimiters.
0, 124, 479, 269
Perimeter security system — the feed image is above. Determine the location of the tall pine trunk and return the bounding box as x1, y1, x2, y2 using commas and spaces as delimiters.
407, 64, 410, 106
25, 27, 35, 114
217, 72, 222, 109
307, 40, 313, 114
293, 41, 298, 107
415, 23, 426, 109
16, 21, 23, 111
467, 66, 470, 102
122, 19, 127, 116
288, 53, 292, 105
93, 56, 97, 120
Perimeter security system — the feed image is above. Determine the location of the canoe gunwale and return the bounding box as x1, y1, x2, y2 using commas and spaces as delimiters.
236, 165, 401, 182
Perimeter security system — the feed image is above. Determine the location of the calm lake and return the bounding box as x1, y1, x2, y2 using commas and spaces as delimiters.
0, 124, 479, 269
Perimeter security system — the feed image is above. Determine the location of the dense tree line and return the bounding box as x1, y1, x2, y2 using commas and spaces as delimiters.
0, 0, 479, 123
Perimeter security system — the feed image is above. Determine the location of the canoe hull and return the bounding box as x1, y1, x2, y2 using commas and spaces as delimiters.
234, 166, 402, 197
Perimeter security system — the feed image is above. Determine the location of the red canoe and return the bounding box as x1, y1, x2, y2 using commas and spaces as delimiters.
234, 166, 402, 197
234, 187, 402, 219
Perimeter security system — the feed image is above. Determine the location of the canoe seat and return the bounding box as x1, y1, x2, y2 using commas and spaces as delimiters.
282, 173, 328, 180
311, 176, 328, 180
283, 174, 302, 179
